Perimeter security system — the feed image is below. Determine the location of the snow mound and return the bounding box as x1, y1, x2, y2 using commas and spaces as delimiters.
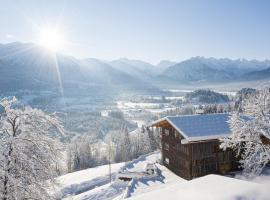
129, 174, 269, 200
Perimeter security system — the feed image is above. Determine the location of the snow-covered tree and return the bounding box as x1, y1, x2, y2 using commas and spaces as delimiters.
104, 132, 117, 166
104, 125, 160, 164
143, 126, 160, 152
66, 134, 106, 172
0, 97, 64, 200
234, 88, 257, 112
129, 126, 160, 158
118, 126, 132, 162
110, 126, 132, 162
220, 88, 270, 176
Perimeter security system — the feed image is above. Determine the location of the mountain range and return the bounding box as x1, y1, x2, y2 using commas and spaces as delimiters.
161, 57, 270, 83
0, 42, 270, 94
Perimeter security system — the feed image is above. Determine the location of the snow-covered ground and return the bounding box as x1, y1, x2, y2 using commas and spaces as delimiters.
52, 162, 125, 199
116, 100, 179, 115
116, 100, 177, 127
52, 152, 184, 200
52, 152, 270, 200
235, 167, 270, 185
117, 101, 162, 110
129, 174, 269, 200
125, 164, 184, 198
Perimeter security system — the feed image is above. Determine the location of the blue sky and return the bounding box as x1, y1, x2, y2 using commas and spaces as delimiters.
0, 0, 269, 64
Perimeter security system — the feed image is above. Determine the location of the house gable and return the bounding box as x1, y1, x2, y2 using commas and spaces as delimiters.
150, 113, 239, 180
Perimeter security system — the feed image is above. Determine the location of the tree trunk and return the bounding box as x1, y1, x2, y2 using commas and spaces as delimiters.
3, 118, 16, 200
3, 174, 8, 200
3, 144, 13, 200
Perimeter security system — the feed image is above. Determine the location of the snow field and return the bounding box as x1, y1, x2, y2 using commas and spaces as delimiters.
53, 151, 179, 199
129, 174, 269, 200
52, 151, 270, 200
53, 163, 125, 199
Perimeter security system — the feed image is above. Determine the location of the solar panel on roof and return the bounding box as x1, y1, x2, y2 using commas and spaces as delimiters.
167, 114, 231, 138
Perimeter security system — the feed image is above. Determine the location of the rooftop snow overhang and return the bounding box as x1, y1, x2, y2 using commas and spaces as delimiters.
149, 116, 189, 139
181, 134, 230, 144
149, 117, 170, 127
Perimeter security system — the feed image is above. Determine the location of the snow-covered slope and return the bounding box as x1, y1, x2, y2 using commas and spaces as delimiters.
52, 162, 125, 199
52, 152, 185, 200
129, 174, 269, 200
52, 152, 269, 200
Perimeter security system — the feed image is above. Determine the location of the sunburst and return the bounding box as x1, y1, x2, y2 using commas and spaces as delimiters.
38, 27, 65, 51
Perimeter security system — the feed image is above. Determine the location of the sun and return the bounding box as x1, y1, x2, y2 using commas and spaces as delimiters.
38, 27, 65, 51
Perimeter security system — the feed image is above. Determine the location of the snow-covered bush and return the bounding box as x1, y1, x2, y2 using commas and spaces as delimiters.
220, 88, 270, 176
0, 97, 64, 200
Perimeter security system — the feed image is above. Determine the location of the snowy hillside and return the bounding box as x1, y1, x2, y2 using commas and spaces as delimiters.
51, 152, 185, 200
52, 162, 125, 199
129, 174, 269, 200
51, 152, 269, 200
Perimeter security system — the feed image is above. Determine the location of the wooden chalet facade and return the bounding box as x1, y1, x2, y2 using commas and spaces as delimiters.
151, 113, 238, 180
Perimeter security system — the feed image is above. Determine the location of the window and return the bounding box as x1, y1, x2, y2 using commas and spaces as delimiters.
212, 144, 220, 153
174, 130, 178, 138
164, 157, 170, 164
164, 143, 169, 151
164, 129, 170, 136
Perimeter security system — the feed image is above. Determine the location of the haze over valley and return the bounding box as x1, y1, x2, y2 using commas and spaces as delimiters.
1, 41, 270, 139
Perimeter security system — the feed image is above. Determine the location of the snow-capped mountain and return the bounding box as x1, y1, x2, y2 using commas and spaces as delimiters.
160, 57, 270, 83
156, 60, 177, 73
244, 67, 270, 80
109, 58, 154, 81
1, 42, 270, 94
0, 42, 156, 93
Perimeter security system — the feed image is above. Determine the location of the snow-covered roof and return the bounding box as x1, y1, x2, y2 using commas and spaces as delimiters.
152, 113, 231, 143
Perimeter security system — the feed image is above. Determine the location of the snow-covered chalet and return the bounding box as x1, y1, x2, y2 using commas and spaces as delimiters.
150, 113, 238, 180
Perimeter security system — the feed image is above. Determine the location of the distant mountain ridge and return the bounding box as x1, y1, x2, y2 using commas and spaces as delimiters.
156, 60, 177, 73
0, 42, 156, 93
0, 42, 270, 94
243, 67, 270, 80
161, 57, 270, 83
